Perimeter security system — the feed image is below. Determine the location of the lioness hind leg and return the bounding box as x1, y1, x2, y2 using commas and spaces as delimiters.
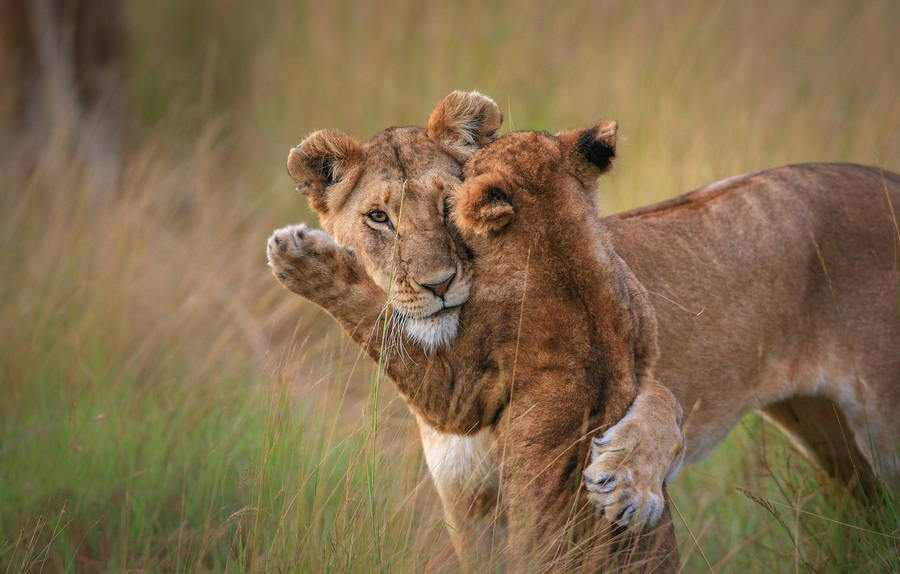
760, 396, 880, 495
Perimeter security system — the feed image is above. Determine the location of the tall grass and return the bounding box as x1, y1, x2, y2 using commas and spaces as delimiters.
2, 0, 898, 572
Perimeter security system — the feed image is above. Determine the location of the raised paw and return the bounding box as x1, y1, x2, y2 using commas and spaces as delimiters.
266, 224, 345, 299
583, 418, 665, 531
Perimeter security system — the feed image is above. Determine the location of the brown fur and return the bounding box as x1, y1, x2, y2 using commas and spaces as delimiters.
267, 92, 680, 570
450, 126, 681, 570
427, 89, 503, 163
595, 163, 900, 490
283, 108, 476, 345
277, 91, 899, 517
269, 93, 505, 567
268, 91, 899, 569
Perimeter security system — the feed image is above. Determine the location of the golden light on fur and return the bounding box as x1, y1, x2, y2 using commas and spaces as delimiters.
286, 129, 363, 213
427, 90, 503, 163
269, 77, 900, 572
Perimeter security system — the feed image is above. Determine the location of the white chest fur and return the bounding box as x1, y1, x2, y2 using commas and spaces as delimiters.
415, 416, 496, 492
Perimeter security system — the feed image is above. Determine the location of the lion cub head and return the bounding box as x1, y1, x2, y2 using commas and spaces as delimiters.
452, 122, 617, 253
285, 92, 502, 352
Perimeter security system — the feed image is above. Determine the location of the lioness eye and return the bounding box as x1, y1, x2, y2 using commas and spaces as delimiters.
368, 210, 390, 224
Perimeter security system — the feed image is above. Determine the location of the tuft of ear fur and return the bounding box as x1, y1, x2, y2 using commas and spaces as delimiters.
286, 130, 362, 214
557, 120, 617, 173
452, 173, 514, 235
428, 91, 503, 163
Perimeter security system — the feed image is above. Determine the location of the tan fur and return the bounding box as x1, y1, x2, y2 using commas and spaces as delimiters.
427, 90, 503, 163
286, 130, 363, 214
267, 92, 679, 570
279, 94, 497, 354
592, 163, 900, 493
449, 127, 681, 570
268, 89, 899, 568
270, 92, 504, 565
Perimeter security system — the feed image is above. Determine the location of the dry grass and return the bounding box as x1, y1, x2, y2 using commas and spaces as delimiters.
1, 0, 898, 571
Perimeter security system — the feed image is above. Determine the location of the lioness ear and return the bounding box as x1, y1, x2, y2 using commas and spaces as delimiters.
286, 130, 362, 214
557, 120, 617, 174
428, 91, 503, 163
452, 174, 514, 235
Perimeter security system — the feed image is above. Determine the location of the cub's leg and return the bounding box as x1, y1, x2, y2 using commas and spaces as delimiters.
501, 387, 677, 572
500, 405, 586, 568
584, 263, 686, 531
416, 417, 501, 570
583, 381, 684, 530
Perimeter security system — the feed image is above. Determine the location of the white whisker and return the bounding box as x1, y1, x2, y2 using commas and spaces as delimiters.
365, 300, 391, 354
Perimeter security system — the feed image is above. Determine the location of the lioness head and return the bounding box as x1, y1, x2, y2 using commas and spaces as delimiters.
286, 91, 502, 352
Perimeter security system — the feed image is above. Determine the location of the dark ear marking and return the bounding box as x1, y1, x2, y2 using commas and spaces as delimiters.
576, 123, 617, 172
315, 156, 340, 186
557, 121, 618, 176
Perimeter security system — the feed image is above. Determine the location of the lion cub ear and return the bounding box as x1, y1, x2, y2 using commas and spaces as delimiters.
452, 174, 514, 235
286, 130, 362, 214
557, 120, 617, 174
428, 91, 503, 163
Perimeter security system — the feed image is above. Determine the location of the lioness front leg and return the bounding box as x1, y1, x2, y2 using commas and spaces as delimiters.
266, 224, 392, 335
417, 417, 502, 571
583, 381, 684, 530
267, 224, 369, 303
267, 224, 454, 393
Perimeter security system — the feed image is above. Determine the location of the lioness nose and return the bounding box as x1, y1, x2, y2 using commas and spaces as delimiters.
420, 271, 456, 299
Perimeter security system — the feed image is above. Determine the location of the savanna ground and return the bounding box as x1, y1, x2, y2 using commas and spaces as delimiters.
2, 1, 899, 572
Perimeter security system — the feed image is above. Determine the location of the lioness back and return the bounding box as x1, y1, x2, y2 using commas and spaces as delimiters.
606, 163, 900, 482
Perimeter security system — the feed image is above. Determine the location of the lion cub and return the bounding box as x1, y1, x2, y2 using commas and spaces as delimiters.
446, 124, 681, 564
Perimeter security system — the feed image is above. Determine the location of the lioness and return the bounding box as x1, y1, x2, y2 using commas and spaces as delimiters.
268, 118, 681, 568
585, 160, 900, 497
267, 90, 898, 562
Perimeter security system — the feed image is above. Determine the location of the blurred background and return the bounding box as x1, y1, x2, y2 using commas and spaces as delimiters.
1, 0, 897, 571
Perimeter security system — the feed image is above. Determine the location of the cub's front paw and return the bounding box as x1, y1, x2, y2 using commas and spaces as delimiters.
583, 419, 666, 531
266, 224, 343, 298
